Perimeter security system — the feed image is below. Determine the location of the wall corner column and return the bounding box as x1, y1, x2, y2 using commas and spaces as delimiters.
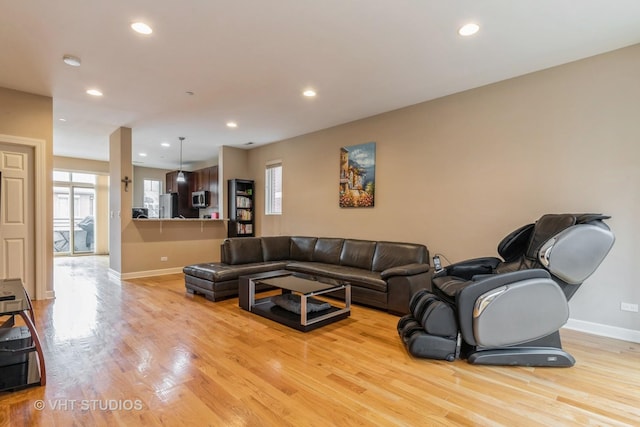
108, 127, 132, 275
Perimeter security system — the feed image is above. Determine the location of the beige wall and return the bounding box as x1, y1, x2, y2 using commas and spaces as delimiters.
248, 44, 640, 332
0, 87, 53, 297
220, 146, 250, 219
53, 156, 109, 174
109, 127, 132, 273
121, 220, 226, 275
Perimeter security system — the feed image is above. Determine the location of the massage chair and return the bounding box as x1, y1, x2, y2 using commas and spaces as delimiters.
397, 213, 615, 366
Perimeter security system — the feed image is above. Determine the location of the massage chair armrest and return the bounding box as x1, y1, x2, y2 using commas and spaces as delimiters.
435, 257, 501, 280
455, 269, 568, 347
381, 263, 430, 279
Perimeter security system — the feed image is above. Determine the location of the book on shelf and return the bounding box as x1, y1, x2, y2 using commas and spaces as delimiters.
236, 196, 252, 208
237, 209, 252, 221
237, 223, 253, 234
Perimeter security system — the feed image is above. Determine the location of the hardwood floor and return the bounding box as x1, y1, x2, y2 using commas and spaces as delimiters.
1, 256, 638, 426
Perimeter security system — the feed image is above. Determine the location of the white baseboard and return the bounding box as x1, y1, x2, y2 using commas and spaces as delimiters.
564, 318, 640, 344
45, 290, 56, 300
118, 267, 184, 280
108, 268, 121, 282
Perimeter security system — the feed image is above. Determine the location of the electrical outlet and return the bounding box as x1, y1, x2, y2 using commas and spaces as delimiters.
620, 302, 638, 312
160, 256, 168, 262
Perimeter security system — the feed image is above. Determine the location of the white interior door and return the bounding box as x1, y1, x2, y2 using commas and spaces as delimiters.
0, 144, 35, 296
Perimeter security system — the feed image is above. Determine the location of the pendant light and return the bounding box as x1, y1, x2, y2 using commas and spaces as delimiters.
177, 137, 186, 182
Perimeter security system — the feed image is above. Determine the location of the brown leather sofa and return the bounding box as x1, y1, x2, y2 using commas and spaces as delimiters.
183, 236, 432, 315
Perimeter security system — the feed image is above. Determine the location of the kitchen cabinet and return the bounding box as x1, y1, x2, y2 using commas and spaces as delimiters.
165, 171, 197, 217
193, 166, 219, 209
206, 166, 219, 209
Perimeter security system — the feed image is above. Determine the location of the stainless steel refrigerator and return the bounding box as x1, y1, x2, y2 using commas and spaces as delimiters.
159, 193, 178, 218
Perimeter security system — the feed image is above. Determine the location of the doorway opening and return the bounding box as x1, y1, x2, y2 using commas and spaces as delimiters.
53, 171, 96, 255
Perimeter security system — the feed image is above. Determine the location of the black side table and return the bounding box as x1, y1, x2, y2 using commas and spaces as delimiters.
0, 278, 46, 391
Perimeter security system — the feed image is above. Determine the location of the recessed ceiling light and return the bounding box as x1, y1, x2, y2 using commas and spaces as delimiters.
131, 22, 153, 35
59, 118, 66, 122
186, 91, 194, 96
62, 55, 81, 67
86, 89, 103, 97
227, 122, 238, 128
139, 153, 147, 157
161, 142, 171, 147
303, 89, 317, 97
458, 23, 480, 36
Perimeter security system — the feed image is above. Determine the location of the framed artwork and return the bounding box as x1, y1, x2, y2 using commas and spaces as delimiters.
339, 142, 375, 207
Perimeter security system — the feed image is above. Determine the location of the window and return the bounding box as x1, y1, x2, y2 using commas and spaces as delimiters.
72, 173, 96, 184
53, 171, 70, 182
143, 179, 162, 218
265, 162, 282, 215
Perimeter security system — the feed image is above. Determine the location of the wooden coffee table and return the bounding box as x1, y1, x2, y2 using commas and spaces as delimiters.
239, 272, 351, 332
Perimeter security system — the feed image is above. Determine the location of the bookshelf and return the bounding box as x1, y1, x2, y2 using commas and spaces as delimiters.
228, 179, 255, 237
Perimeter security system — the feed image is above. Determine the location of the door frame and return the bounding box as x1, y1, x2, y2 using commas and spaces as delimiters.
0, 134, 49, 300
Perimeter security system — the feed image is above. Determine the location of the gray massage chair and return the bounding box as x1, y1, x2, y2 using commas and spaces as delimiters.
397, 213, 615, 366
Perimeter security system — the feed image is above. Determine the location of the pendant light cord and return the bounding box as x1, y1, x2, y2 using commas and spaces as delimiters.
179, 136, 185, 172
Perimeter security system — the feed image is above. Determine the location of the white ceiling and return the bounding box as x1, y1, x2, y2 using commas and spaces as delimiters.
1, 1, 639, 170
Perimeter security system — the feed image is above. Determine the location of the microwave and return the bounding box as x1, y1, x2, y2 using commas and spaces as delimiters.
192, 190, 209, 208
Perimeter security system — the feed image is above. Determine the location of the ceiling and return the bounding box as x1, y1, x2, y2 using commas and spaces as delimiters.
2, 1, 640, 171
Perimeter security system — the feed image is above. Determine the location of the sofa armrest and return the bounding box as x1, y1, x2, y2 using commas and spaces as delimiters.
381, 263, 430, 279
386, 271, 433, 315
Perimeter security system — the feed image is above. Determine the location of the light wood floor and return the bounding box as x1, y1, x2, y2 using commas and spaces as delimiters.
0, 256, 638, 426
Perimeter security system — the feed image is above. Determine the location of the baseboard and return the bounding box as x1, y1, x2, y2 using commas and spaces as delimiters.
564, 318, 640, 344
119, 267, 184, 280
45, 290, 56, 300
108, 268, 121, 282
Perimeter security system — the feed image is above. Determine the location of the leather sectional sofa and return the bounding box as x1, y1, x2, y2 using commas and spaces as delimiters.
183, 236, 432, 315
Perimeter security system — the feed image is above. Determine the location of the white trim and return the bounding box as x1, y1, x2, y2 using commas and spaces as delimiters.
0, 134, 50, 300
564, 318, 640, 344
265, 158, 282, 166
117, 267, 184, 280
108, 268, 121, 282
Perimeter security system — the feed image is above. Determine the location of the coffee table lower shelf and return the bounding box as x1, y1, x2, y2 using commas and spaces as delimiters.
251, 297, 350, 332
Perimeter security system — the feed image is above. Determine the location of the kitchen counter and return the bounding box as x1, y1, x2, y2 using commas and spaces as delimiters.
133, 218, 227, 222
132, 217, 228, 234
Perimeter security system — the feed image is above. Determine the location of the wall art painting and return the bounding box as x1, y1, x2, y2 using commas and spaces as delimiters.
339, 142, 375, 208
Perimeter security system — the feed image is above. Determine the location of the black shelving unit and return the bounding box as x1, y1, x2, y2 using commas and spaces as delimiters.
228, 179, 254, 237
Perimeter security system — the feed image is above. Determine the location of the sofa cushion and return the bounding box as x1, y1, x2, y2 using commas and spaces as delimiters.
372, 241, 429, 272
184, 261, 288, 282
340, 239, 376, 270
291, 236, 317, 261
261, 236, 291, 261
286, 262, 387, 292
224, 237, 264, 265
313, 238, 344, 264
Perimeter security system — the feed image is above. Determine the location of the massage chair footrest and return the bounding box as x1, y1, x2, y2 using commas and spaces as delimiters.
397, 290, 459, 361
402, 331, 457, 362
467, 347, 575, 367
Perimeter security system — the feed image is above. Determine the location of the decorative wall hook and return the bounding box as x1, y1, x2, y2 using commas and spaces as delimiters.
121, 176, 132, 192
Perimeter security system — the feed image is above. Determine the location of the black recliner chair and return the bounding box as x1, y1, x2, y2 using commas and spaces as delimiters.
398, 213, 615, 366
